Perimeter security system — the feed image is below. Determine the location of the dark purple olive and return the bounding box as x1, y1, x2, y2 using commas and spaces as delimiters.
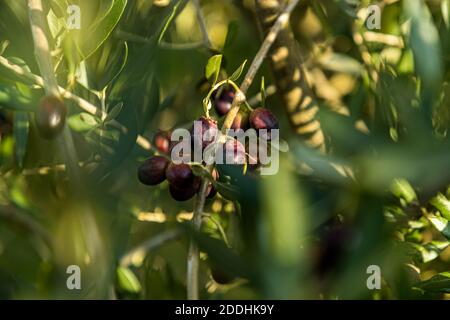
190, 116, 218, 150
213, 87, 235, 116
222, 139, 246, 165
169, 139, 193, 162
138, 156, 169, 186
166, 163, 195, 189
169, 184, 197, 201
153, 130, 171, 154
35, 95, 67, 139
210, 265, 235, 284
249, 107, 279, 140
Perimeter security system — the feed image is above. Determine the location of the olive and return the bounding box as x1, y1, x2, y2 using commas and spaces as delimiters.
190, 116, 218, 150
166, 163, 195, 189
169, 184, 198, 202
35, 95, 67, 139
137, 156, 169, 186
213, 87, 235, 116
153, 130, 171, 154
249, 107, 279, 140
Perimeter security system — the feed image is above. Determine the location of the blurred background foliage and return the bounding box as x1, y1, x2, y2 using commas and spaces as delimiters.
0, 0, 449, 299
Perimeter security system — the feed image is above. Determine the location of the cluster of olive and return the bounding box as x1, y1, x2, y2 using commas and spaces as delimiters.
138, 86, 279, 201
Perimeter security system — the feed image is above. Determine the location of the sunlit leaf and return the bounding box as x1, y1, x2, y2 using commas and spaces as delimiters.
205, 54, 222, 85
116, 266, 141, 293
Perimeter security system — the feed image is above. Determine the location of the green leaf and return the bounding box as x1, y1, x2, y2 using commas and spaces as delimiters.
116, 266, 141, 293
105, 102, 123, 123
158, 0, 182, 43
99, 41, 129, 89
68, 113, 99, 132
430, 193, 450, 220
442, 0, 450, 29
427, 213, 450, 240
228, 60, 247, 82
404, 0, 442, 91
13, 112, 29, 167
80, 0, 128, 59
260, 76, 266, 108
223, 20, 239, 50
390, 178, 417, 204
205, 54, 222, 85
416, 272, 450, 293
212, 180, 239, 201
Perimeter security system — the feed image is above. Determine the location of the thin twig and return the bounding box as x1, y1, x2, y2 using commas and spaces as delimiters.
115, 29, 204, 50
187, 179, 209, 300
187, 0, 300, 300
120, 229, 183, 267
192, 0, 212, 49
27, 0, 59, 97
0, 55, 153, 151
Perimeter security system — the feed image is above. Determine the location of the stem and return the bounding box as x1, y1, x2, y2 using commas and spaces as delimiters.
27, 0, 59, 97
186, 0, 299, 300
120, 229, 182, 267
187, 179, 209, 300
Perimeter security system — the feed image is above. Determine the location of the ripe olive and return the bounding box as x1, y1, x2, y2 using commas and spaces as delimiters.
213, 87, 235, 116
190, 116, 218, 150
137, 156, 169, 186
35, 95, 67, 139
153, 130, 171, 154
166, 163, 195, 189
169, 184, 198, 202
210, 265, 235, 285
249, 107, 279, 140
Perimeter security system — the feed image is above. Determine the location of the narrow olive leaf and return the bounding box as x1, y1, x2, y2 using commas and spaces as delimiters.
404, 0, 442, 90
0, 86, 32, 111
427, 213, 450, 240
223, 20, 239, 50
100, 41, 129, 89
228, 60, 247, 82
205, 54, 222, 85
212, 180, 240, 201
260, 76, 266, 108
442, 0, 450, 29
80, 0, 128, 59
13, 112, 29, 167
158, 92, 176, 112
430, 193, 450, 220
0, 40, 9, 55
68, 113, 99, 132
158, 0, 183, 44
104, 102, 123, 123
80, 113, 101, 126
390, 178, 417, 204
116, 266, 141, 293
416, 272, 450, 293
